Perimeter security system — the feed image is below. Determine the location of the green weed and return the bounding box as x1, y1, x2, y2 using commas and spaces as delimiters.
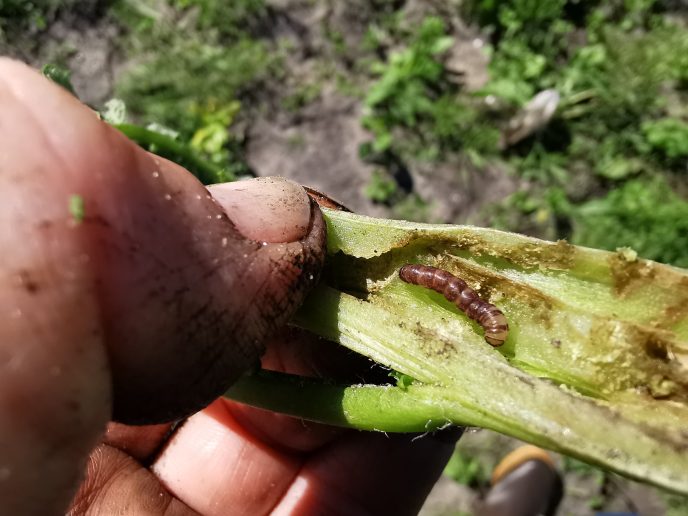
391, 194, 432, 223
365, 169, 398, 204
444, 449, 489, 487
112, 0, 275, 178
463, 0, 688, 267
362, 16, 498, 160
362, 17, 453, 153
567, 179, 688, 268
0, 0, 72, 36
115, 36, 275, 136
665, 493, 688, 516
41, 63, 77, 96
643, 118, 688, 162
170, 0, 266, 39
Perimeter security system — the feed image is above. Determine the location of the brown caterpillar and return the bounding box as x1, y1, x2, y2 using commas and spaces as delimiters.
398, 264, 509, 347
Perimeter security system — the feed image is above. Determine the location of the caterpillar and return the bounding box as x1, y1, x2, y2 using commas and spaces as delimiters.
398, 264, 509, 347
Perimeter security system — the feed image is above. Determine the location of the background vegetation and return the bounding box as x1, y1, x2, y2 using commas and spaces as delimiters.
2, 0, 687, 513
5, 0, 685, 266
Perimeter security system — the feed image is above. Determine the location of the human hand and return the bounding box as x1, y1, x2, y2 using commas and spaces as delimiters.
0, 59, 459, 515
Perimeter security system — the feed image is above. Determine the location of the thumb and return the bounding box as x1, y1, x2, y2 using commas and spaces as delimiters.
107, 170, 326, 424
0, 59, 325, 514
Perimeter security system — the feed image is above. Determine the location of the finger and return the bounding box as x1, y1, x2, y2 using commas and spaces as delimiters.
150, 332, 457, 515
0, 59, 112, 515
0, 59, 324, 514
99, 327, 360, 466
151, 399, 460, 516
102, 422, 174, 461
103, 161, 325, 424
71, 330, 356, 514
68, 444, 197, 516
272, 430, 461, 515
152, 399, 302, 516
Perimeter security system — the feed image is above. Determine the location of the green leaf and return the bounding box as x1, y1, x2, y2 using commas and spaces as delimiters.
114, 123, 232, 184
68, 194, 84, 224
643, 118, 688, 160
101, 98, 127, 125
41, 63, 77, 97
571, 179, 688, 268
596, 157, 643, 180
444, 450, 488, 486
430, 36, 454, 55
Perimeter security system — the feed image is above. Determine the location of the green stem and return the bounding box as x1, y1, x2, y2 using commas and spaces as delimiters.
231, 190, 688, 493
114, 123, 230, 184
225, 370, 456, 432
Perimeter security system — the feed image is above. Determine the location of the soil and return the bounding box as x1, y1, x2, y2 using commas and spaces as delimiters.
245, 0, 524, 223
1, 2, 121, 106
246, 87, 390, 217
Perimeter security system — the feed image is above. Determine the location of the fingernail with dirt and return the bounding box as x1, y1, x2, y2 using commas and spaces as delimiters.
208, 177, 312, 243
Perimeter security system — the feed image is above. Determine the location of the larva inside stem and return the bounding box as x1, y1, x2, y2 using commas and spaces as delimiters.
398, 264, 508, 347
